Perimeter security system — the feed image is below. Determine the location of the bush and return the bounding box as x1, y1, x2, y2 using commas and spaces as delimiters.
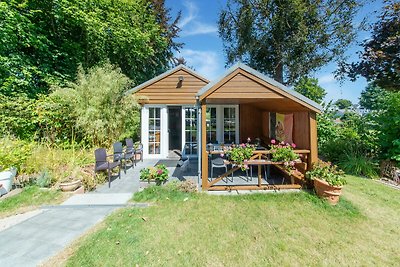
338, 155, 379, 178
35, 171, 53, 188
51, 63, 141, 147
0, 136, 34, 171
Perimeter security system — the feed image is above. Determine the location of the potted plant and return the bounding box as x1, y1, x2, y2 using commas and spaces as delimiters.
227, 143, 255, 170
140, 164, 169, 186
270, 140, 300, 174
306, 160, 347, 205
59, 167, 82, 192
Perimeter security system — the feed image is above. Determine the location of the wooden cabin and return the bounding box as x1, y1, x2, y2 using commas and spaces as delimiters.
127, 63, 322, 191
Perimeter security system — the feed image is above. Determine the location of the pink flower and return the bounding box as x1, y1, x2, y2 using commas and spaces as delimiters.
291, 143, 297, 148
244, 164, 249, 169
290, 161, 295, 166
157, 169, 163, 175
280, 141, 285, 145
247, 137, 251, 142
220, 153, 225, 158
271, 139, 276, 144
240, 143, 246, 148
284, 162, 289, 166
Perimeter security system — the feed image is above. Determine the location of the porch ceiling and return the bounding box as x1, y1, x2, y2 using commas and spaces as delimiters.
205, 98, 311, 112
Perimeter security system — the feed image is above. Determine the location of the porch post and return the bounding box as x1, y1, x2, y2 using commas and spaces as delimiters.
201, 101, 209, 190
308, 112, 318, 170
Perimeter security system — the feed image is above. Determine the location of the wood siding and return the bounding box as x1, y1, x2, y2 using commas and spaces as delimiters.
239, 104, 263, 143
136, 69, 207, 104
207, 73, 284, 100
293, 112, 310, 150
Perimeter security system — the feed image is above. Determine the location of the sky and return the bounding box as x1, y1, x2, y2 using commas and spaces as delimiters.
165, 0, 385, 104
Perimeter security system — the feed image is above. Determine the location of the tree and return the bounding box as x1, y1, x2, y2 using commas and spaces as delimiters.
218, 0, 361, 84
359, 84, 389, 110
0, 0, 180, 98
334, 99, 353, 109
294, 77, 326, 103
341, 0, 400, 91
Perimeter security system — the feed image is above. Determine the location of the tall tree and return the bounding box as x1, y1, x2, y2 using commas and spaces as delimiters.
294, 77, 326, 103
219, 0, 361, 84
335, 98, 353, 109
341, 0, 400, 91
0, 0, 180, 98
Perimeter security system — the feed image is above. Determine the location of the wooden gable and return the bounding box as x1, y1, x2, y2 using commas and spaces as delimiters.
134, 67, 208, 104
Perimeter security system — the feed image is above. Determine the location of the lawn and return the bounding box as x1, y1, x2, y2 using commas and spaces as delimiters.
65, 176, 400, 266
0, 186, 67, 218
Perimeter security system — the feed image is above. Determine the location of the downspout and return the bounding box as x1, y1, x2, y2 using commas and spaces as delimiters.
196, 96, 202, 189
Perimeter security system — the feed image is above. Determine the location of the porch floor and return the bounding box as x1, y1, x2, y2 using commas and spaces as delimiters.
168, 159, 296, 189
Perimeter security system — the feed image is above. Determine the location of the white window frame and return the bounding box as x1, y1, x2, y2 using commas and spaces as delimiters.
206, 105, 239, 145
141, 105, 168, 159
182, 105, 198, 158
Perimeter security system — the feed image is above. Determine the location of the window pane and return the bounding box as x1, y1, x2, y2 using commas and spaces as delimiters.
148, 107, 161, 154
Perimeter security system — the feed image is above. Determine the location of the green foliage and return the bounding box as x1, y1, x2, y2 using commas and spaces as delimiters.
227, 143, 255, 170
0, 0, 178, 98
294, 77, 326, 103
35, 170, 53, 188
0, 136, 34, 171
342, 0, 400, 91
317, 102, 341, 147
334, 98, 353, 109
359, 84, 388, 110
52, 63, 140, 147
338, 155, 378, 178
0, 95, 38, 139
306, 160, 347, 186
219, 0, 361, 84
378, 92, 400, 161
140, 164, 169, 186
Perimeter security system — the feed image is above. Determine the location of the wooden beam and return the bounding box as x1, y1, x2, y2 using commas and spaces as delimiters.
201, 101, 209, 190
308, 112, 318, 170
207, 184, 302, 191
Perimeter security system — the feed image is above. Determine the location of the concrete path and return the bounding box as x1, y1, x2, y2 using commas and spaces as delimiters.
0, 159, 156, 267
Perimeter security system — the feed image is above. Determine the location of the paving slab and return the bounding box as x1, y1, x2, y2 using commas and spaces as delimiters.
0, 159, 158, 267
0, 207, 115, 267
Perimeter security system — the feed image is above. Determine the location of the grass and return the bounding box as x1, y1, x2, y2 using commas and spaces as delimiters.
65, 176, 400, 266
0, 186, 67, 218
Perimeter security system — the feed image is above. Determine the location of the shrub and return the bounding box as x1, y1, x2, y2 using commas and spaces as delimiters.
0, 136, 34, 171
338, 155, 379, 178
306, 160, 347, 186
52, 63, 141, 147
35, 171, 53, 188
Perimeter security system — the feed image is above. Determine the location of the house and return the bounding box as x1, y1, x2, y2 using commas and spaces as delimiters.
127, 63, 322, 190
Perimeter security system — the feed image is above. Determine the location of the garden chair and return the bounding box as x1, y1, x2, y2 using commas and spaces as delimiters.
113, 141, 135, 173
210, 155, 233, 183
126, 138, 143, 165
94, 148, 121, 187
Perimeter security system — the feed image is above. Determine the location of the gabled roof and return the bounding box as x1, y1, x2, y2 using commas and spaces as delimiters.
196, 63, 322, 113
126, 64, 209, 95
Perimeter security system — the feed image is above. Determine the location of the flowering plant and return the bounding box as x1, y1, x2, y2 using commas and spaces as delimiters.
140, 164, 169, 185
227, 143, 255, 170
306, 160, 346, 186
270, 140, 300, 173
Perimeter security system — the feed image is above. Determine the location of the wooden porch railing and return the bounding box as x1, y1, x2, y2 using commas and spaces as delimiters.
205, 149, 310, 191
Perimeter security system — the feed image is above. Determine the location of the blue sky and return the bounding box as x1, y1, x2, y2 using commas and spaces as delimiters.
165, 0, 384, 104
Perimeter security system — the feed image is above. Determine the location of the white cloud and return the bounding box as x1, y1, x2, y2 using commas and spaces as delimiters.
318, 74, 336, 85
178, 0, 218, 37
176, 49, 223, 80
178, 1, 197, 28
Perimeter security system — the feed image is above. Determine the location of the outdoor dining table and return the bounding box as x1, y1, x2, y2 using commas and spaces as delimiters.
207, 148, 310, 186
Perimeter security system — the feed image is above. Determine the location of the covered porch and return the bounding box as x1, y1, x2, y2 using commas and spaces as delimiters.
197, 63, 321, 191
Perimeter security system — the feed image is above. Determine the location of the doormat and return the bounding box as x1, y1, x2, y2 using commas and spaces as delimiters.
154, 160, 179, 168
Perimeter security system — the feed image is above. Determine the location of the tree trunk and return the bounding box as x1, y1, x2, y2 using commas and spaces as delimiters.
275, 61, 284, 84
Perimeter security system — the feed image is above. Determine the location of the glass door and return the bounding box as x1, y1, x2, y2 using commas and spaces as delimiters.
148, 107, 161, 154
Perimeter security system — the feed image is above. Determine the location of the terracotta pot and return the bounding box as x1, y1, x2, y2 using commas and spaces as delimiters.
313, 178, 342, 205
59, 180, 82, 192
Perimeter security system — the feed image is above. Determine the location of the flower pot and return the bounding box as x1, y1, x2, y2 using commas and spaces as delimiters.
314, 178, 343, 205
59, 180, 82, 192
0, 168, 17, 196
